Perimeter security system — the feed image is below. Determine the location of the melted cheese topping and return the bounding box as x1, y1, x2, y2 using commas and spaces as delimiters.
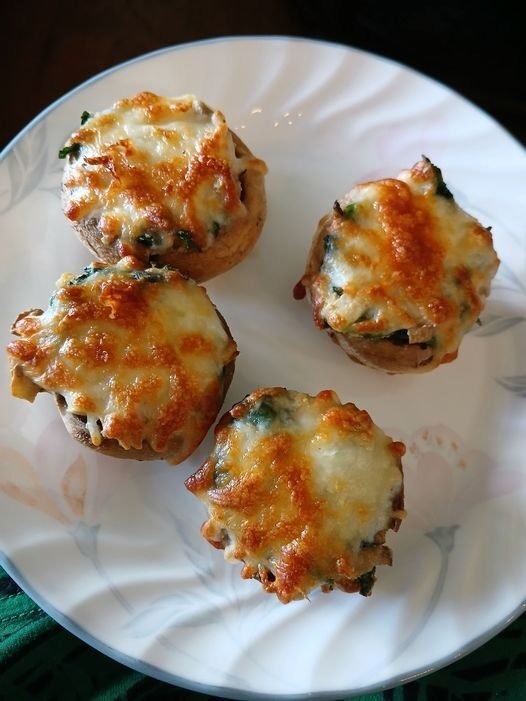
308, 159, 499, 362
62, 92, 267, 255
7, 258, 237, 456
186, 388, 405, 603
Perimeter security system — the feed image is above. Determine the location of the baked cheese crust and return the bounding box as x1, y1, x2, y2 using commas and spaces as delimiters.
298, 158, 500, 372
61, 92, 267, 281
7, 257, 238, 463
185, 388, 405, 603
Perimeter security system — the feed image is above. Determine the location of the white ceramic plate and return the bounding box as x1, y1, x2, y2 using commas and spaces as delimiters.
1, 37, 525, 699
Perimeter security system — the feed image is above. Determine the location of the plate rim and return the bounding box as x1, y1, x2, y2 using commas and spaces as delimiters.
1, 34, 524, 160
2, 551, 524, 700
1, 34, 525, 699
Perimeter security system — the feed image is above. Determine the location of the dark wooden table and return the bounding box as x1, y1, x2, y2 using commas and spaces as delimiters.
2, 2, 525, 151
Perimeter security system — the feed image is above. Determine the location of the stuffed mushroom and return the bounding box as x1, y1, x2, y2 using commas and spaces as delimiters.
7, 257, 237, 463
60, 92, 267, 282
186, 387, 405, 603
296, 157, 499, 373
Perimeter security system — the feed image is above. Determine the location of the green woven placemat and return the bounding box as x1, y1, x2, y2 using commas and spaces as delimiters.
1, 566, 524, 701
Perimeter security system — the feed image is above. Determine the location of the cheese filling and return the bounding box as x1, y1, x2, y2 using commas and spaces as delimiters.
61, 92, 267, 255
311, 159, 499, 360
7, 258, 237, 453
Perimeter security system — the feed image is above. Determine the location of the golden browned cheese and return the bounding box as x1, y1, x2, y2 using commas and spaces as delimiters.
61, 92, 267, 257
186, 388, 405, 603
300, 158, 500, 370
7, 257, 237, 461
